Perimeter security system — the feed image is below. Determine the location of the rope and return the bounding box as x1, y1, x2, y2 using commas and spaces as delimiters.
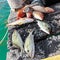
0, 29, 8, 45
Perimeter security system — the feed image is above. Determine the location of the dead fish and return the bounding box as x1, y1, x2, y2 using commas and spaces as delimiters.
44, 7, 54, 13
12, 30, 24, 56
7, 18, 34, 26
24, 30, 35, 58
31, 6, 46, 13
17, 7, 26, 20
37, 20, 51, 34
33, 11, 44, 20
32, 6, 54, 13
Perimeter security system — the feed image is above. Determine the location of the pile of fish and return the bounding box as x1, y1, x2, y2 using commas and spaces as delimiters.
7, 5, 54, 59
7, 5, 51, 34
11, 20, 51, 58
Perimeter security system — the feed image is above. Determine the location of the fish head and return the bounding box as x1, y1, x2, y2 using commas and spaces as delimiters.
25, 45, 35, 58
42, 23, 51, 34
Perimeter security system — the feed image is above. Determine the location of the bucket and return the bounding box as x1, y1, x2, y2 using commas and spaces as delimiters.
7, 0, 25, 10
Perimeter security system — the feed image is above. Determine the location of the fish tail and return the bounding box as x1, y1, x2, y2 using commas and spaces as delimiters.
20, 48, 24, 56
29, 28, 35, 35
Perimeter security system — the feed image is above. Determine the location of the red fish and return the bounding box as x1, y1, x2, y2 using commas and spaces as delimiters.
17, 7, 25, 20
17, 7, 32, 20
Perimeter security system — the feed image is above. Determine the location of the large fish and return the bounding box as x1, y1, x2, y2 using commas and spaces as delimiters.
7, 18, 34, 26
37, 20, 51, 34
12, 30, 24, 56
24, 30, 35, 58
33, 11, 44, 20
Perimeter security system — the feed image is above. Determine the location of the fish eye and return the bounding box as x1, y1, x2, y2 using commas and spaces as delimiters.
27, 50, 29, 52
48, 27, 50, 29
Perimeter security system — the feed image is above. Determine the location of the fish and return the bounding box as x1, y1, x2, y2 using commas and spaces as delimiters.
31, 6, 46, 13
24, 30, 35, 58
7, 18, 34, 26
12, 30, 24, 56
32, 6, 54, 13
17, 7, 25, 20
33, 11, 44, 20
44, 7, 54, 13
37, 20, 51, 34
17, 6, 33, 20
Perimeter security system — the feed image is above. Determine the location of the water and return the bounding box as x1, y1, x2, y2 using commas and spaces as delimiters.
0, 1, 10, 60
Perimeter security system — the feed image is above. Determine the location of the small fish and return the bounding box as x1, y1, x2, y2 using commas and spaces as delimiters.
7, 18, 34, 26
12, 30, 24, 56
32, 6, 54, 13
31, 6, 46, 13
24, 30, 35, 58
44, 7, 54, 13
17, 7, 25, 20
17, 6, 33, 19
37, 20, 51, 34
33, 11, 44, 20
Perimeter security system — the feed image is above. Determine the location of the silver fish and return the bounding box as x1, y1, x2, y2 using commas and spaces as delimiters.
31, 6, 46, 13
24, 30, 35, 58
37, 20, 51, 34
33, 11, 44, 20
7, 18, 34, 26
12, 30, 24, 56
32, 6, 54, 13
